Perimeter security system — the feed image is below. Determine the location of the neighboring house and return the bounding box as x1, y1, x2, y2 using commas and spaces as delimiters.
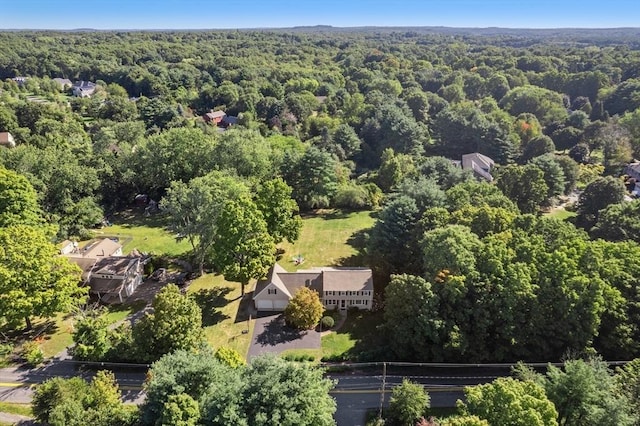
253, 263, 374, 311
53, 78, 73, 90
624, 161, 640, 182
72, 80, 97, 97
12, 76, 28, 86
62, 238, 145, 303
0, 132, 16, 148
461, 152, 495, 182
221, 115, 238, 127
203, 110, 226, 125
89, 256, 144, 303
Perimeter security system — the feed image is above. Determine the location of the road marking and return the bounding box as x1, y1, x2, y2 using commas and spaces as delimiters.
331, 387, 464, 394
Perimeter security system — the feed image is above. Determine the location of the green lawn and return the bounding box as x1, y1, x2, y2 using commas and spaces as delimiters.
0, 402, 32, 417
546, 208, 577, 220
188, 274, 254, 358
321, 310, 385, 361
93, 210, 191, 256
278, 210, 375, 271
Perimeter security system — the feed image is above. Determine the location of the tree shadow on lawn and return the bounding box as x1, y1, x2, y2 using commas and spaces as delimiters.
329, 310, 388, 361
192, 287, 232, 326
109, 208, 171, 229
337, 228, 370, 267
255, 315, 307, 346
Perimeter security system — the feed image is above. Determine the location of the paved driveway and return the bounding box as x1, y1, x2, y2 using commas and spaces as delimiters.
247, 312, 320, 359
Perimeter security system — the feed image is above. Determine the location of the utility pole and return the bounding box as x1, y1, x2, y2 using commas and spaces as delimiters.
378, 361, 386, 420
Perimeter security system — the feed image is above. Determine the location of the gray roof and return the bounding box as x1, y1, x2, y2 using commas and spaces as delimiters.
254, 263, 373, 299
93, 256, 138, 276
321, 268, 374, 292
462, 152, 494, 182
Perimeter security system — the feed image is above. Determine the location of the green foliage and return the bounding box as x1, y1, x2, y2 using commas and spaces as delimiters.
0, 225, 85, 329
32, 371, 135, 426
387, 379, 430, 426
592, 200, 640, 242
544, 358, 634, 426
0, 166, 43, 227
242, 354, 336, 426
283, 146, 340, 210
495, 164, 548, 213
500, 85, 568, 126
462, 378, 558, 426
210, 195, 276, 294
143, 350, 336, 426
384, 274, 447, 361
21, 341, 44, 367
214, 347, 245, 369
284, 287, 324, 330
132, 285, 205, 363
321, 316, 335, 329
576, 176, 626, 229
253, 177, 302, 244
72, 310, 112, 361
367, 196, 421, 276
616, 358, 640, 424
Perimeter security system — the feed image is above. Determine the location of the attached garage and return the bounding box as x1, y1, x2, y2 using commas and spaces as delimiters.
255, 299, 289, 311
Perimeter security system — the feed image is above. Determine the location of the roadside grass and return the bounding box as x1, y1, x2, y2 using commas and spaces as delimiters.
0, 402, 32, 417
188, 274, 254, 358
93, 209, 191, 256
278, 209, 374, 271
280, 348, 323, 362
321, 310, 385, 361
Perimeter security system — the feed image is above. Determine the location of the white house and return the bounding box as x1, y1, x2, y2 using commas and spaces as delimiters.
253, 263, 374, 311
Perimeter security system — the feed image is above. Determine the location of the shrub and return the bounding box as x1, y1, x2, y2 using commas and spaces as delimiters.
321, 316, 335, 329
22, 341, 44, 367
215, 347, 245, 368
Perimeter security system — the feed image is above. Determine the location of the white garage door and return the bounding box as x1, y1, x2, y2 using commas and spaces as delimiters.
274, 300, 289, 310
256, 300, 274, 310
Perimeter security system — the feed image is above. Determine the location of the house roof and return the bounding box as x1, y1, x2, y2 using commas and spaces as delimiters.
93, 256, 139, 276
321, 268, 374, 292
253, 263, 373, 300
66, 238, 122, 260
53, 78, 72, 87
90, 277, 125, 294
205, 110, 226, 120
625, 162, 640, 174
0, 132, 16, 148
462, 152, 494, 182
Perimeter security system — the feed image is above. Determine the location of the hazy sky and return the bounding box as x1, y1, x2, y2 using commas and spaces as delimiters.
2, 0, 639, 30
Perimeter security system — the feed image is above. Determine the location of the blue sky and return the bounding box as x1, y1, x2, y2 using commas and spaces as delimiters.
1, 0, 639, 30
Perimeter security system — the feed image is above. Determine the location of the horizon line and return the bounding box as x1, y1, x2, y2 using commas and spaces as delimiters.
1, 25, 640, 32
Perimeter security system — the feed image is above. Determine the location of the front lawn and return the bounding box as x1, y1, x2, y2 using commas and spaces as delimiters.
188, 274, 254, 358
278, 209, 374, 271
321, 310, 385, 361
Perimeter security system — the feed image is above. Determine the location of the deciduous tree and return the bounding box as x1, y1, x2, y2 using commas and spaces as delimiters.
284, 287, 324, 330
0, 225, 85, 329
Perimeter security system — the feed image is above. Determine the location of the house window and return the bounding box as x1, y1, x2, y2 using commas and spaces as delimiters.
365, 300, 369, 305
268, 288, 277, 295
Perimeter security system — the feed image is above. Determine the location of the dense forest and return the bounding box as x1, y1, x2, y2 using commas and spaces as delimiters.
3, 28, 640, 367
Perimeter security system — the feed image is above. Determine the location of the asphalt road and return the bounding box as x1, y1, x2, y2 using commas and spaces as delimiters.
1, 362, 511, 425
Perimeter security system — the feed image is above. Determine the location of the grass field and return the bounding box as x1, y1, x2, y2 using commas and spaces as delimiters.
278, 210, 375, 271
188, 274, 254, 358
93, 209, 191, 256
546, 208, 578, 220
